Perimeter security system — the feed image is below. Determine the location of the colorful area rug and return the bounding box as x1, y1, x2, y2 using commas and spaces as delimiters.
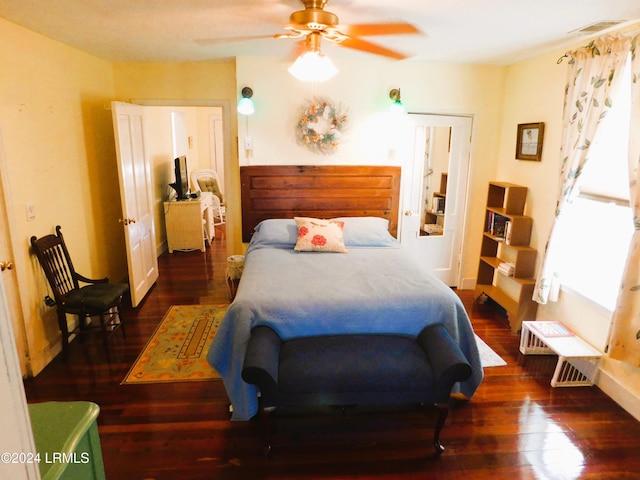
122, 305, 226, 384
475, 334, 507, 367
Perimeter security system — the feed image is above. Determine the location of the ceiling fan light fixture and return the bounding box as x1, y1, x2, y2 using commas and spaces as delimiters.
288, 50, 338, 82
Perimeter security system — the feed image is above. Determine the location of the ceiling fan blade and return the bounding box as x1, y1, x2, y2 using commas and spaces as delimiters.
338, 23, 420, 37
337, 36, 409, 60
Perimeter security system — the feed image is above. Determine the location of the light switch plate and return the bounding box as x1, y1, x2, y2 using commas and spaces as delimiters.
26, 202, 36, 221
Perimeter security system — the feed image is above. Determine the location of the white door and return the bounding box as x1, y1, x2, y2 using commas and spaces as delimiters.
0, 138, 40, 480
0, 131, 29, 376
400, 114, 472, 286
0, 272, 39, 480
112, 102, 159, 307
0, 126, 38, 480
208, 114, 224, 189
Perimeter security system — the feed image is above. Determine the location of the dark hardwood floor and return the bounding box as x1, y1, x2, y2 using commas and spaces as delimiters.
23, 226, 640, 479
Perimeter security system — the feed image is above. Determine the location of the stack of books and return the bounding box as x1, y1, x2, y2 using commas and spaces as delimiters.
497, 262, 515, 277
432, 196, 445, 214
486, 211, 509, 239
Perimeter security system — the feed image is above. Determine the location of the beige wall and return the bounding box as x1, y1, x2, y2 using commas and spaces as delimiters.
496, 50, 565, 253
0, 30, 241, 374
0, 18, 121, 374
495, 28, 640, 419
235, 56, 507, 287
139, 106, 177, 250
139, 105, 224, 250
112, 61, 242, 255
111, 57, 508, 285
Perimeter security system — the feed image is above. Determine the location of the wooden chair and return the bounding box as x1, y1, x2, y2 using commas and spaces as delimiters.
30, 226, 129, 359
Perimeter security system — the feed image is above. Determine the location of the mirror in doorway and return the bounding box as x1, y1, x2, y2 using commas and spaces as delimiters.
420, 126, 451, 237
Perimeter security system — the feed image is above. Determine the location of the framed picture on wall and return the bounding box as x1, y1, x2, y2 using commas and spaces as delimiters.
516, 122, 544, 161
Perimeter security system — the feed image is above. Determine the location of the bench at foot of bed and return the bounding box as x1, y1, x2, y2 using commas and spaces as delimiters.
241, 324, 473, 457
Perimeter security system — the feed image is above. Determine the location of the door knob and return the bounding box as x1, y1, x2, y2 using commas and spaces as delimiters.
0, 261, 14, 271
404, 210, 413, 216
119, 218, 137, 226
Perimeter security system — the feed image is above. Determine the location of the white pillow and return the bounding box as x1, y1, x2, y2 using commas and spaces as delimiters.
253, 219, 298, 246
334, 217, 398, 247
294, 217, 348, 253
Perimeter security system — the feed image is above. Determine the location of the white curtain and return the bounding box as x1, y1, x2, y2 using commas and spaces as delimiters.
533, 35, 631, 304
608, 33, 640, 365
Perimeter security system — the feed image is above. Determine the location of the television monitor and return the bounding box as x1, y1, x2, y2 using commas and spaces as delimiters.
170, 155, 189, 200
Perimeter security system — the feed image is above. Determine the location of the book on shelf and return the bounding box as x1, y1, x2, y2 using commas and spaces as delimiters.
432, 196, 445, 214
504, 220, 512, 245
486, 211, 509, 239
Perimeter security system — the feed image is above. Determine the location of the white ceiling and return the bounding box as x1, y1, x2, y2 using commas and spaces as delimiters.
0, 0, 638, 65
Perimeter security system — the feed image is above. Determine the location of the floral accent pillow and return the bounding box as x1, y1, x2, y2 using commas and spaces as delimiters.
294, 217, 348, 253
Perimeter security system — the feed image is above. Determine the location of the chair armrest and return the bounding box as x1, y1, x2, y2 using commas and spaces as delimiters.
417, 324, 472, 403
242, 326, 282, 408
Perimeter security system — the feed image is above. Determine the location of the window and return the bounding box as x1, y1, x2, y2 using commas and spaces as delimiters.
557, 56, 633, 312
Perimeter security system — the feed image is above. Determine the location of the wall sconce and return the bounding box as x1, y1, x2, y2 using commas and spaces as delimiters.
237, 87, 255, 115
389, 88, 405, 114
288, 32, 338, 82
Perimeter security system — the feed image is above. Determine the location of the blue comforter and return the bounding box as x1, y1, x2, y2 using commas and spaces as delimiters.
207, 240, 483, 420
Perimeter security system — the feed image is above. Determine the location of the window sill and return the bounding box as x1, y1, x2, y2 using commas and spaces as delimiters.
560, 284, 614, 319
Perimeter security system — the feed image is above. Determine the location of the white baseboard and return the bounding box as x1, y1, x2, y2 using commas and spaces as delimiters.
28, 317, 79, 377
459, 277, 476, 290
157, 240, 167, 257
597, 369, 640, 421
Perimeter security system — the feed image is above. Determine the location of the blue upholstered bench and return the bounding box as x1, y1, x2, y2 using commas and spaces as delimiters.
242, 323, 472, 457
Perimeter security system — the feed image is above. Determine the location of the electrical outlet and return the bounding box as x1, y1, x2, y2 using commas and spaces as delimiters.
26, 202, 36, 221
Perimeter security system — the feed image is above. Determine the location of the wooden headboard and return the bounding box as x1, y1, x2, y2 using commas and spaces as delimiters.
240, 165, 401, 242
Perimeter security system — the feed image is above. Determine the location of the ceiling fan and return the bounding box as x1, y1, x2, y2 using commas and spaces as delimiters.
275, 0, 420, 60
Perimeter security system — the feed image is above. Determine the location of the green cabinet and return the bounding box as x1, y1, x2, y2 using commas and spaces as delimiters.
28, 401, 106, 480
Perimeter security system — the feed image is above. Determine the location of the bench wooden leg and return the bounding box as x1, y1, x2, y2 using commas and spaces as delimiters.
433, 403, 449, 456
260, 406, 276, 458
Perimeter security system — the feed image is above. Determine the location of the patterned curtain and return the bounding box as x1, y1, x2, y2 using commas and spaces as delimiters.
608, 34, 640, 365
533, 34, 631, 304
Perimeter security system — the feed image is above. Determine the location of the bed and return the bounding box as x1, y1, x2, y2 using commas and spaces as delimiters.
207, 165, 483, 424
207, 215, 483, 421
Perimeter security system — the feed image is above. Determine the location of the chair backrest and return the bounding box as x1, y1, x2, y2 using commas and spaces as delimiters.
30, 226, 79, 303
191, 169, 224, 202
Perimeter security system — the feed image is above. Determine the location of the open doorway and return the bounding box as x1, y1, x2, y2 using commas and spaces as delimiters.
399, 114, 473, 287
129, 100, 232, 250
112, 100, 233, 306
146, 105, 226, 207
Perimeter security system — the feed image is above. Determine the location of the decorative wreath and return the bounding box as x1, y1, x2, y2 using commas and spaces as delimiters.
296, 98, 348, 155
